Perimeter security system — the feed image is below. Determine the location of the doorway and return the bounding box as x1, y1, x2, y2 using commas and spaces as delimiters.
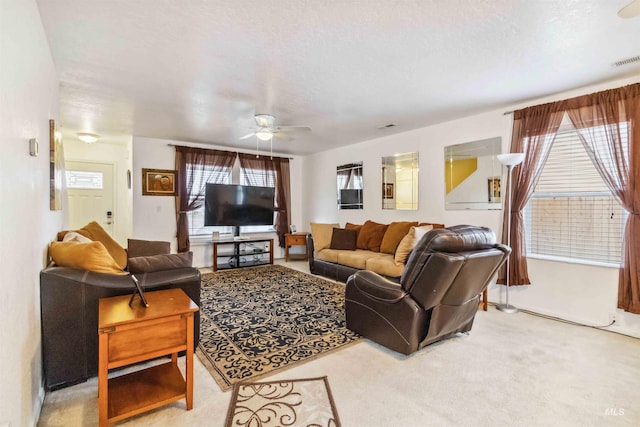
66, 161, 116, 237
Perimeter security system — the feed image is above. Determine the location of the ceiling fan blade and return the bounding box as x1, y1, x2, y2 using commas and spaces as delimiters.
239, 132, 255, 140
277, 126, 312, 133
619, 0, 640, 18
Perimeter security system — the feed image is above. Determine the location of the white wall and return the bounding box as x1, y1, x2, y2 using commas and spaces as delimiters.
63, 138, 133, 246
302, 75, 640, 338
132, 136, 305, 267
0, 0, 63, 425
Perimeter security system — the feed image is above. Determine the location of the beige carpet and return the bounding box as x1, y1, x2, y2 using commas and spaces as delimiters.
225, 376, 340, 427
197, 265, 360, 391
38, 261, 640, 426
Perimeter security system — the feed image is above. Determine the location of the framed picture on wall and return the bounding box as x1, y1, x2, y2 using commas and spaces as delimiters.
383, 183, 394, 199
142, 168, 177, 196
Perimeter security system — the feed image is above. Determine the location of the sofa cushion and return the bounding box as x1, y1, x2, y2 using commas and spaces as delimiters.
49, 241, 125, 274
70, 221, 128, 270
394, 225, 434, 266
316, 248, 340, 263
366, 254, 404, 278
127, 239, 171, 258
338, 250, 385, 270
380, 221, 418, 254
356, 220, 388, 252
128, 252, 193, 274
329, 228, 358, 250
311, 223, 340, 252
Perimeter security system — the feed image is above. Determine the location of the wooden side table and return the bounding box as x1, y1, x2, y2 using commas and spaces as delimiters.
98, 288, 198, 426
285, 232, 309, 261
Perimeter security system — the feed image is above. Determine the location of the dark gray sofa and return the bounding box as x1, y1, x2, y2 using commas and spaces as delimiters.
40, 262, 200, 390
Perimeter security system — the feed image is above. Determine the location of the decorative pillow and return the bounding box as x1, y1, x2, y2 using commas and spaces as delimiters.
73, 221, 128, 270
345, 222, 363, 238
329, 228, 358, 250
310, 223, 340, 251
380, 221, 419, 254
127, 239, 171, 258
128, 252, 193, 274
394, 225, 434, 266
62, 231, 92, 243
414, 224, 434, 244
356, 220, 388, 252
49, 241, 125, 274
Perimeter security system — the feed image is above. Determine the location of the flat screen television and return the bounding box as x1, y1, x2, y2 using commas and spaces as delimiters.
204, 184, 275, 229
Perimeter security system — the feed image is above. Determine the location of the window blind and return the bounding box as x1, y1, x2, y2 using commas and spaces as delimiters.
525, 122, 628, 265
240, 168, 276, 233
187, 165, 232, 235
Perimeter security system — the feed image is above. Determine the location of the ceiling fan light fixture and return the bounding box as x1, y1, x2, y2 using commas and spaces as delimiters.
77, 132, 100, 143
256, 130, 273, 141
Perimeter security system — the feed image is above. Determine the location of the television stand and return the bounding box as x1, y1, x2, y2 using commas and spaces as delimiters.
212, 238, 274, 272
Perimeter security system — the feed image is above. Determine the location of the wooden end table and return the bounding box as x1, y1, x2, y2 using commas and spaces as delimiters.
284, 232, 309, 261
98, 288, 198, 426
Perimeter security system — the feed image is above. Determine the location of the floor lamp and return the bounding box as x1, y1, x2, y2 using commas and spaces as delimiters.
496, 152, 525, 314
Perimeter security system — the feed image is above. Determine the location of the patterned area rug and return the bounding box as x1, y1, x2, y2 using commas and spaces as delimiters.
224, 377, 341, 427
197, 265, 360, 391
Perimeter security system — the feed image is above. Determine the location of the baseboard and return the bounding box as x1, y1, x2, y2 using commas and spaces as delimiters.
487, 299, 640, 339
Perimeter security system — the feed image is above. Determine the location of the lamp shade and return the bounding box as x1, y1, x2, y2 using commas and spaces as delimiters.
497, 153, 525, 166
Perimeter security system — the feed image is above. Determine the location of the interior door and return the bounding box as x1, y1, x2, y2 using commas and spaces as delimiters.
66, 161, 115, 236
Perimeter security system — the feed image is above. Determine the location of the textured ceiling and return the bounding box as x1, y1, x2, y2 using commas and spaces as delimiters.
37, 0, 640, 155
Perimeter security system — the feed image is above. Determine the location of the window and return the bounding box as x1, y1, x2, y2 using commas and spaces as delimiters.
524, 120, 629, 266
239, 167, 276, 233
65, 170, 103, 189
187, 162, 277, 236
186, 165, 232, 236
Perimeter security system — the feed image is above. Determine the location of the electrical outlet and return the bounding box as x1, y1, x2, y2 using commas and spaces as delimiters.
609, 312, 617, 323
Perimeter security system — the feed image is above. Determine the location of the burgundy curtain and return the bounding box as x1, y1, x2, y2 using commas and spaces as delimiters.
237, 153, 291, 248
174, 146, 237, 252
498, 103, 565, 285
565, 83, 640, 313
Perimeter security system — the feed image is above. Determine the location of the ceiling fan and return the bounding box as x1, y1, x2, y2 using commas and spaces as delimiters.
618, 0, 640, 18
239, 114, 311, 141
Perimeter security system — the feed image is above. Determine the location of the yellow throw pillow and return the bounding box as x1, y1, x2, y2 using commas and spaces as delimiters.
394, 225, 434, 266
310, 223, 340, 251
49, 241, 125, 274
380, 221, 418, 254
75, 221, 128, 269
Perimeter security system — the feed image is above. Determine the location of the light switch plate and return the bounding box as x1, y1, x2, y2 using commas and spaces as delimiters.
29, 138, 39, 156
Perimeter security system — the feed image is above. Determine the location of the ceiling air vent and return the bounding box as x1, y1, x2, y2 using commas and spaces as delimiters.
612, 55, 640, 67
378, 123, 396, 129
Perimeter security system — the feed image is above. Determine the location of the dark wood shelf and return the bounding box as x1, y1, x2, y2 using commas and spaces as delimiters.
212, 238, 274, 271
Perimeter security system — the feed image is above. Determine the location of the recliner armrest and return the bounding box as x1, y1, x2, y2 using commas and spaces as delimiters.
346, 270, 406, 303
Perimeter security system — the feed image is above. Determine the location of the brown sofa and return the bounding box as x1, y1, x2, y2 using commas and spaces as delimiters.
40, 238, 201, 390
307, 221, 444, 283
345, 225, 509, 354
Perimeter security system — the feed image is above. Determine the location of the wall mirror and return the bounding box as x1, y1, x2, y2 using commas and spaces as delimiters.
444, 137, 502, 210
337, 162, 363, 209
382, 152, 418, 210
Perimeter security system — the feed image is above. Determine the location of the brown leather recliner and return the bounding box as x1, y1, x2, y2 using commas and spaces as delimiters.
345, 225, 510, 355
